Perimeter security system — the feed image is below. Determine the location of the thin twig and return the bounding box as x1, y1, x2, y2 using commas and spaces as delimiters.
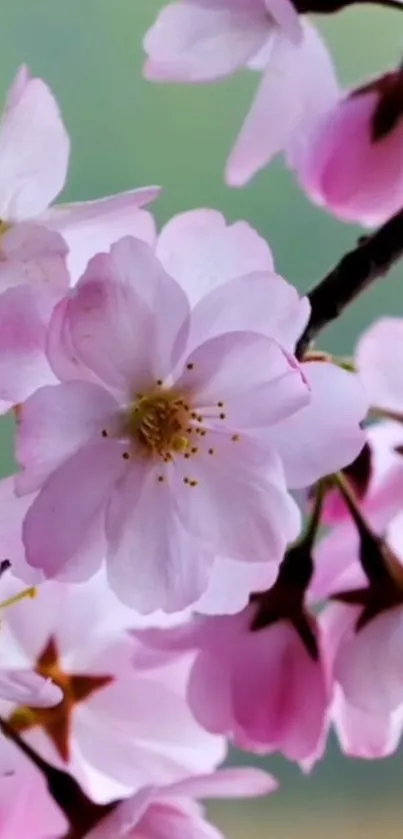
296, 207, 403, 359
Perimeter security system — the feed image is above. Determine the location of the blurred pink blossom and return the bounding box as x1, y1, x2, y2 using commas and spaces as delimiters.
86, 768, 277, 839
143, 2, 339, 186
292, 66, 403, 226
0, 573, 225, 803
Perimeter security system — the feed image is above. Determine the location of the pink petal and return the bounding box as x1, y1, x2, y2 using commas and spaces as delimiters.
333, 689, 403, 759
64, 239, 190, 391
227, 22, 338, 186
173, 433, 301, 564
0, 286, 56, 410
15, 381, 120, 495
0, 477, 41, 585
264, 0, 302, 43
0, 222, 69, 298
232, 621, 328, 759
137, 802, 223, 839
46, 296, 101, 385
0, 69, 69, 220
106, 463, 212, 613
64, 264, 155, 395
0, 668, 62, 707
143, 0, 271, 83
84, 788, 154, 839
196, 556, 277, 616
264, 361, 368, 488
187, 270, 310, 352
43, 188, 160, 283
294, 90, 403, 226
157, 209, 274, 307
356, 318, 403, 413
22, 441, 126, 581
167, 767, 278, 799
176, 331, 309, 428
335, 606, 403, 714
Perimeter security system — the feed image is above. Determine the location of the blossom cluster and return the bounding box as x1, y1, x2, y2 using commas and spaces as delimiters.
0, 0, 403, 836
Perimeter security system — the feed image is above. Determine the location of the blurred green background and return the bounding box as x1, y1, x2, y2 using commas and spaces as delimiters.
2, 1, 403, 835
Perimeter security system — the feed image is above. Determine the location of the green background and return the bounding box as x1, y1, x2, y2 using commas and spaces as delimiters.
1, 2, 403, 835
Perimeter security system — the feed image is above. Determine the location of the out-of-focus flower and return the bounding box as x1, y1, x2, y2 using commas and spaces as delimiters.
0, 66, 159, 414
143, 3, 339, 186
86, 768, 277, 839
292, 65, 403, 226
132, 583, 330, 764
0, 573, 225, 803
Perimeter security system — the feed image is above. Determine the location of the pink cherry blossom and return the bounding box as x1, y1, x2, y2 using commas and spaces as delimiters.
292, 67, 403, 226
134, 598, 330, 764
14, 238, 308, 610
0, 572, 225, 803
86, 768, 277, 839
0, 66, 159, 414
0, 65, 159, 269
320, 598, 403, 759
0, 756, 67, 839
13, 234, 367, 611
143, 3, 339, 186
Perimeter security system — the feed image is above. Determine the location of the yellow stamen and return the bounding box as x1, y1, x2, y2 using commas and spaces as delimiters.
0, 586, 37, 611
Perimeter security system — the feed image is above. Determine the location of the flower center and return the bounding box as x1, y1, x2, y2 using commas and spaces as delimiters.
123, 389, 192, 462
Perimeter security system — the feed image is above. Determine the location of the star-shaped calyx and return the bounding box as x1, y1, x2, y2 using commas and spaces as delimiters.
250, 483, 325, 660
331, 472, 403, 630
9, 637, 113, 762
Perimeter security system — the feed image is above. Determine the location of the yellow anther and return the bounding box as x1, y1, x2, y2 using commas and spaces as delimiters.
172, 435, 189, 453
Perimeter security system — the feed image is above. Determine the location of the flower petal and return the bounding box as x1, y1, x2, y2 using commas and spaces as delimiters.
65, 238, 190, 392
22, 441, 126, 581
356, 318, 403, 413
143, 0, 271, 83
15, 381, 120, 495
157, 209, 274, 307
187, 270, 310, 352
264, 361, 368, 488
42, 188, 160, 283
227, 22, 338, 186
166, 767, 278, 799
106, 463, 212, 613
335, 607, 403, 714
0, 68, 69, 220
176, 331, 309, 429
174, 433, 301, 564
0, 668, 62, 707
0, 286, 56, 411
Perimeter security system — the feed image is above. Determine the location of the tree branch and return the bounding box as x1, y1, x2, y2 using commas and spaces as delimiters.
296, 207, 403, 359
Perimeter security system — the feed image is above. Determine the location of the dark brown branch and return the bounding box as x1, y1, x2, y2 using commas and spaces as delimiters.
296, 207, 403, 359
295, 0, 403, 13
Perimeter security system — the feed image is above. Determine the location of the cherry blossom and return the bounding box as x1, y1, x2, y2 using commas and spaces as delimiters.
86, 768, 277, 839
292, 64, 403, 226
132, 584, 330, 764
0, 66, 159, 414
0, 572, 225, 803
0, 65, 159, 276
11, 233, 368, 611
143, 3, 339, 186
